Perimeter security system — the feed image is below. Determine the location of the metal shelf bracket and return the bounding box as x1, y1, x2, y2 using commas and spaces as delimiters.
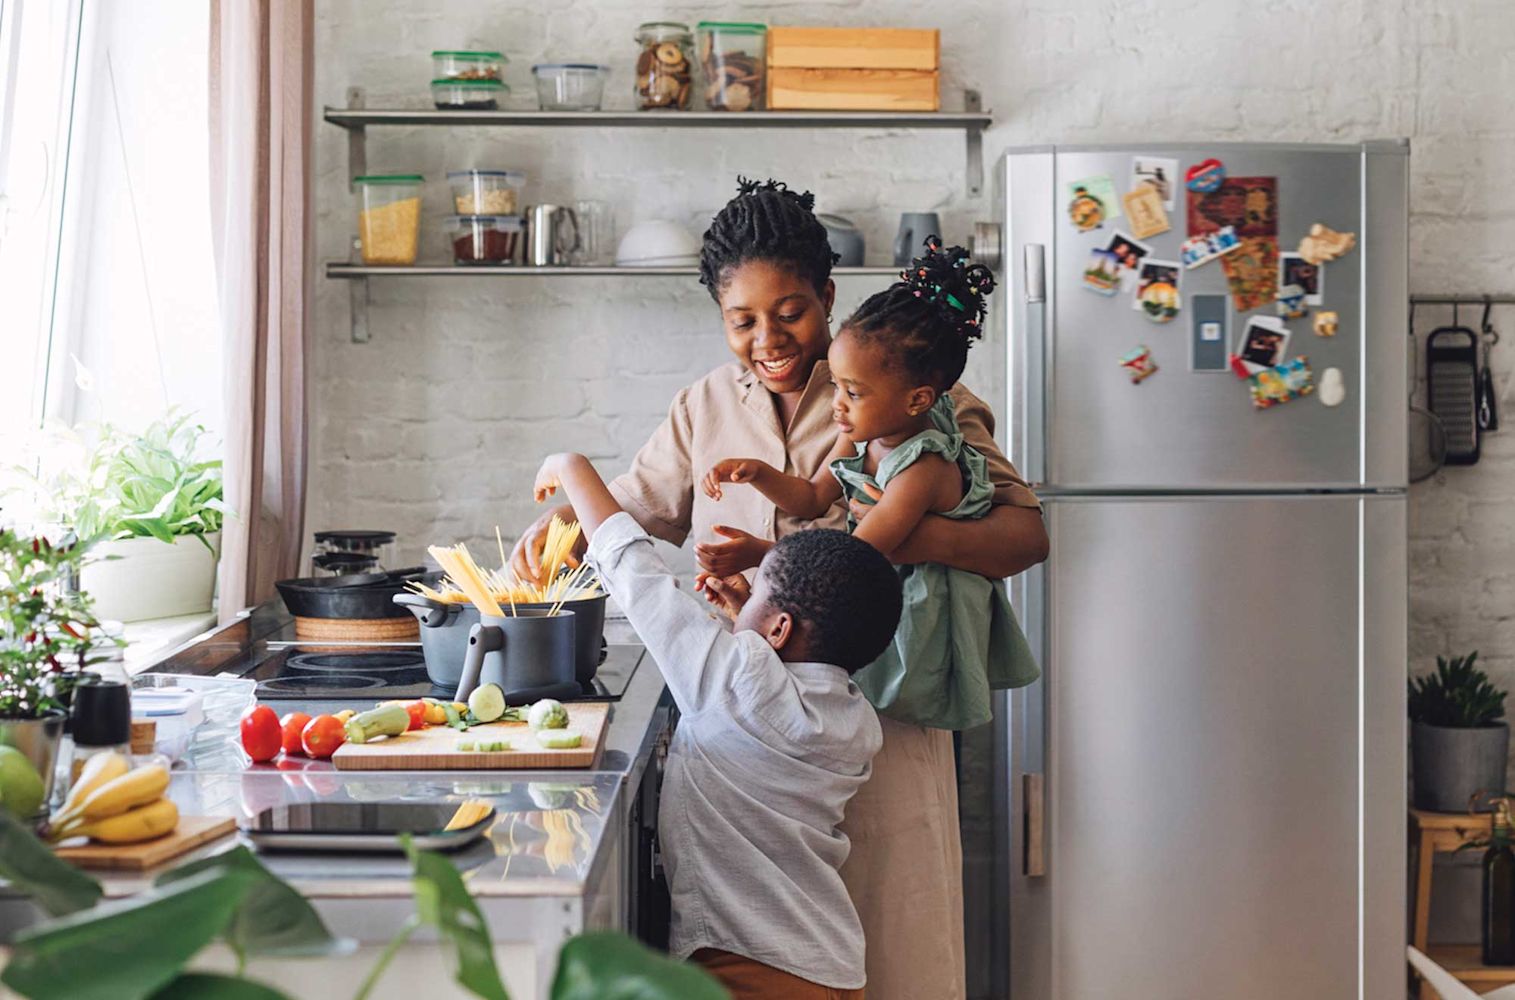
965, 89, 984, 198
349, 272, 369, 343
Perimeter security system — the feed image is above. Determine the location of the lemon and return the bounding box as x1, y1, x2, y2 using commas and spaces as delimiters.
0, 745, 46, 819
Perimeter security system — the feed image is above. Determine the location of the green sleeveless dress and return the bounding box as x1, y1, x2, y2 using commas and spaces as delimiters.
831, 395, 1041, 730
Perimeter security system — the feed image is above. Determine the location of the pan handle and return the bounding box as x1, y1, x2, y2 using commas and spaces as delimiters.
392, 591, 454, 628
454, 624, 504, 703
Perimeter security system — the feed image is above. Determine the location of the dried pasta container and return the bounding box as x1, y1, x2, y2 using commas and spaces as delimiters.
698, 22, 765, 111
432, 78, 507, 110
355, 174, 423, 265
432, 50, 505, 82
634, 22, 693, 111
447, 170, 525, 215
445, 215, 524, 265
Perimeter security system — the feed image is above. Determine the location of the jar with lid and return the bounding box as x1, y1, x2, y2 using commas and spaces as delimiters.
69, 672, 133, 785
697, 22, 766, 111
634, 22, 693, 111
354, 175, 423, 265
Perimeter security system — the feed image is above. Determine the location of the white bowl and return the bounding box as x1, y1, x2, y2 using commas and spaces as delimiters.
616, 220, 700, 266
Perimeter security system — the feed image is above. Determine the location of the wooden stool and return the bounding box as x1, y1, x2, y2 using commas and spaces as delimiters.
1410, 808, 1515, 998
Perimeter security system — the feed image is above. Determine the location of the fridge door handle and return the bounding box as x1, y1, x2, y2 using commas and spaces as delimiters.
1024, 243, 1046, 303
1023, 772, 1046, 877
1021, 243, 1048, 484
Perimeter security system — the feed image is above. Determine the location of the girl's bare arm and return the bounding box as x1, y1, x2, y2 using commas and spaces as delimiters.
850, 454, 956, 559
702, 434, 852, 518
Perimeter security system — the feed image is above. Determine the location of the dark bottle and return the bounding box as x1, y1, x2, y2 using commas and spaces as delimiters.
1484, 803, 1515, 966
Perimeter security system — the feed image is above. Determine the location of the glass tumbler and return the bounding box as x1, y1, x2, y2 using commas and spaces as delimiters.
572, 200, 613, 265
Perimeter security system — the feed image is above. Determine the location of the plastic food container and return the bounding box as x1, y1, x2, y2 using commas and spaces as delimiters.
531, 63, 609, 111
698, 22, 765, 111
355, 174, 423, 265
447, 169, 525, 215
432, 78, 507, 110
634, 22, 693, 110
446, 214, 524, 265
432, 50, 504, 82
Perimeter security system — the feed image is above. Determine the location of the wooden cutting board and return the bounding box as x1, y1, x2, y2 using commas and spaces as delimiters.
54, 815, 237, 871
331, 703, 610, 771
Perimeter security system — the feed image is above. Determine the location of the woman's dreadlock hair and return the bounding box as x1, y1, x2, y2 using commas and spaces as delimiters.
844, 236, 996, 391
699, 177, 839, 301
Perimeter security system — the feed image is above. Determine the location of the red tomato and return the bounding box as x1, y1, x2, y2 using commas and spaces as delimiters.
404, 700, 426, 731
279, 712, 312, 755
239, 705, 281, 763
301, 714, 346, 759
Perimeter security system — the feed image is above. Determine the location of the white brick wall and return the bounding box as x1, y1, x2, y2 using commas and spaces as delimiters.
312, 0, 1514, 691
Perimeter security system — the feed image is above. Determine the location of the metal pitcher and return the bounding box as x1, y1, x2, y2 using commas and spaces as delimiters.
453, 609, 580, 705
526, 205, 581, 266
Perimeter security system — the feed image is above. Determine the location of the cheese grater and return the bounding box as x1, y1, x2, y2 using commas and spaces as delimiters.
1427, 325, 1481, 465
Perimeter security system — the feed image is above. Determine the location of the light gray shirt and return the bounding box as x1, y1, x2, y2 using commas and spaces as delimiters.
588, 512, 882, 989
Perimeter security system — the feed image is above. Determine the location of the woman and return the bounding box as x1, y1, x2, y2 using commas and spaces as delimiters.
512, 179, 1047, 1000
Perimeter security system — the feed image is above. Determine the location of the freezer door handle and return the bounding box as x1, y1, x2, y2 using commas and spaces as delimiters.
1023, 772, 1046, 877
1024, 243, 1046, 303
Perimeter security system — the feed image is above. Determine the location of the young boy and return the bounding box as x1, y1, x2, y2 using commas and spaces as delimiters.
534, 452, 904, 1000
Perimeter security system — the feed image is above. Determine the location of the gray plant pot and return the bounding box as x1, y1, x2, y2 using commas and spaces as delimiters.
0, 710, 66, 820
1412, 720, 1511, 813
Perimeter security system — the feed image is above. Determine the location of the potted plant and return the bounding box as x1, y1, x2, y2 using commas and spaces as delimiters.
9, 411, 225, 622
0, 525, 110, 819
1410, 651, 1509, 812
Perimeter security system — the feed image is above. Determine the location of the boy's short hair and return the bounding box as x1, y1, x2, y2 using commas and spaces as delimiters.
761, 529, 903, 673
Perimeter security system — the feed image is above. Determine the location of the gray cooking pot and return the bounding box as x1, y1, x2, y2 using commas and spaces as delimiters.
393, 591, 607, 689
454, 610, 579, 706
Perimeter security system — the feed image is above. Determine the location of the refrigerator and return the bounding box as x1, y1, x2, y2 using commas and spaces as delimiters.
988, 142, 1408, 999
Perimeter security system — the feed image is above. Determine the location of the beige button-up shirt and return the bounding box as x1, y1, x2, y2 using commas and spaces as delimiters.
609, 360, 1040, 550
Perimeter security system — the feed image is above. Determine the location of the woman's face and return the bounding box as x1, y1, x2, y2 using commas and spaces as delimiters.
716, 260, 836, 395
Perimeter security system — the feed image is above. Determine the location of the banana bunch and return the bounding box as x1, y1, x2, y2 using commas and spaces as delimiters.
48, 753, 178, 845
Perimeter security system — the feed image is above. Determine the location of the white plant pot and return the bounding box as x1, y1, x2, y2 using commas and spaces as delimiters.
81, 532, 220, 622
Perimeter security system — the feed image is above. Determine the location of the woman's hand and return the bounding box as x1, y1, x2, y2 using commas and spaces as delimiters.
695, 572, 752, 620
509, 504, 582, 584
847, 481, 883, 524
701, 458, 768, 500
694, 525, 772, 576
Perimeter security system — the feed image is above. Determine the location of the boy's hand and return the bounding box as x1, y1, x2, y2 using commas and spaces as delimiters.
695, 525, 771, 576
695, 572, 751, 620
702, 458, 767, 500
533, 453, 573, 503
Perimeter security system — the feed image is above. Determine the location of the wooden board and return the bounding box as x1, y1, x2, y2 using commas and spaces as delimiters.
767, 68, 939, 112
54, 815, 236, 871
331, 702, 609, 771
767, 27, 938, 71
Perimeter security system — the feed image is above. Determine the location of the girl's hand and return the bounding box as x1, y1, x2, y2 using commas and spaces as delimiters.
702, 458, 766, 500
695, 572, 751, 620
695, 525, 772, 576
848, 481, 884, 524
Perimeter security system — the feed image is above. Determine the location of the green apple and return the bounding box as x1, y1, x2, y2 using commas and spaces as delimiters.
0, 745, 45, 819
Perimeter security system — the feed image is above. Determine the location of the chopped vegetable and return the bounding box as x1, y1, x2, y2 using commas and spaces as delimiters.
536, 730, 582, 750
455, 738, 510, 752
443, 702, 470, 731
343, 703, 410, 744
420, 699, 450, 726
467, 682, 507, 723
455, 739, 476, 752
528, 698, 569, 731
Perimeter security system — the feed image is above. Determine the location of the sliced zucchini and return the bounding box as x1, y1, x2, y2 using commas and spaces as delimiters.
536, 730, 582, 750
467, 683, 506, 724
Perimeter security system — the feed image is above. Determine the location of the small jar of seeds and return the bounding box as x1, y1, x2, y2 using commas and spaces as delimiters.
634, 22, 693, 111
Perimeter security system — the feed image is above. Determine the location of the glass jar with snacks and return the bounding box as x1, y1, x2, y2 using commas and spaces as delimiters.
634, 22, 693, 111
447, 170, 524, 215
432, 78, 507, 110
697, 22, 766, 112
445, 215, 524, 265
355, 174, 423, 266
532, 63, 610, 111
431, 50, 505, 82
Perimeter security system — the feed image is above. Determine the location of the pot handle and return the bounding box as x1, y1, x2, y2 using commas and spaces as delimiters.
454, 623, 504, 703
392, 591, 452, 629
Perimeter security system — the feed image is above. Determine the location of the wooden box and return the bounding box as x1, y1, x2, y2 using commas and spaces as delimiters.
767, 68, 939, 112
767, 27, 939, 71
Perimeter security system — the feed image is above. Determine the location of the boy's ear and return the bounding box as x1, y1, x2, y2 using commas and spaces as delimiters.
908, 385, 937, 415
762, 611, 794, 652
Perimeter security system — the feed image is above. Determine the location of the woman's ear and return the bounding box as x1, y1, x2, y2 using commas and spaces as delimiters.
907, 385, 938, 416
822, 279, 837, 318
763, 611, 794, 652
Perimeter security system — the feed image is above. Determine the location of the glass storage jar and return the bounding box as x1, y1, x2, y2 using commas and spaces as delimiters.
697, 22, 766, 112
445, 215, 524, 265
432, 79, 506, 110
431, 50, 505, 82
446, 170, 525, 215
634, 22, 693, 111
354, 175, 423, 265
532, 63, 609, 111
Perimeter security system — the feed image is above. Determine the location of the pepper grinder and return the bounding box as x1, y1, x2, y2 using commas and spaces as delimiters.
69, 675, 132, 784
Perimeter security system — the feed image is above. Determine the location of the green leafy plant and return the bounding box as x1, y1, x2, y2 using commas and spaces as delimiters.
0, 812, 726, 1000
1409, 651, 1507, 728
0, 524, 114, 719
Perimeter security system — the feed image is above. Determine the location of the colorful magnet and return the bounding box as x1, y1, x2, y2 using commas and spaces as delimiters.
1082, 249, 1120, 295
1187, 177, 1278, 238
1235, 315, 1291, 376
1067, 175, 1120, 231
1319, 366, 1346, 407
1132, 156, 1180, 210
1276, 286, 1309, 319
1104, 231, 1151, 291
1181, 226, 1241, 268
1119, 345, 1159, 383
1191, 294, 1229, 372
1248, 356, 1315, 409
1219, 237, 1280, 312
1279, 253, 1324, 305
1313, 310, 1339, 337
1297, 223, 1357, 265
1132, 259, 1182, 323
1122, 185, 1171, 239
1186, 159, 1226, 193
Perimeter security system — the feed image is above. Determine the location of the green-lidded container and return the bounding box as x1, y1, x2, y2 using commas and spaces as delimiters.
432, 50, 505, 82
697, 21, 766, 112
431, 78, 507, 110
354, 174, 424, 265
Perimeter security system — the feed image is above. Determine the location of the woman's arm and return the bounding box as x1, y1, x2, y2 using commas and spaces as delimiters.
858, 493, 1048, 577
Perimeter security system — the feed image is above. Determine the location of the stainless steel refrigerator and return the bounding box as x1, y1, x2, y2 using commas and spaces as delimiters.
987, 142, 1408, 999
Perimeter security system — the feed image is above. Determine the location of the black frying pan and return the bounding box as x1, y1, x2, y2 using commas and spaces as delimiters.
276, 567, 438, 619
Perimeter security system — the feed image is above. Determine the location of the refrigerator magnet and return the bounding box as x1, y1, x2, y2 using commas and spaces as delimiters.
1279, 253, 1324, 305
1219, 237, 1280, 312
1247, 356, 1315, 409
1180, 226, 1240, 268
1104, 231, 1152, 291
1118, 345, 1159, 383
1276, 286, 1309, 320
1190, 294, 1229, 372
1187, 176, 1278, 238
1132, 156, 1180, 210
1132, 259, 1182, 323
1082, 249, 1121, 295
1314, 310, 1339, 337
1067, 175, 1121, 231
1297, 223, 1357, 265
1319, 366, 1346, 407
1185, 158, 1226, 194
1236, 315, 1291, 375
1122, 185, 1171, 239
